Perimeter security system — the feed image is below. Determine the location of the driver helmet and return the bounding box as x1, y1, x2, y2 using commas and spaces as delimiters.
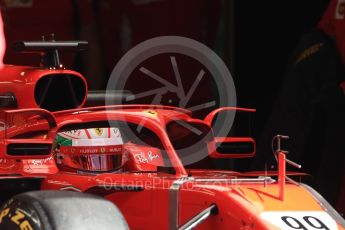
54, 127, 124, 172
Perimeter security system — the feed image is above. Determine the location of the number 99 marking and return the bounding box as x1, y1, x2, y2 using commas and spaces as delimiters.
281, 216, 330, 230
260, 211, 337, 230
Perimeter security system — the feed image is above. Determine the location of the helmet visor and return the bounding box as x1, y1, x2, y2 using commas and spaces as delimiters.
57, 145, 123, 172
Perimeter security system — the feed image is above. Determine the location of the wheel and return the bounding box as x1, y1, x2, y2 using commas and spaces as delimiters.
0, 190, 128, 230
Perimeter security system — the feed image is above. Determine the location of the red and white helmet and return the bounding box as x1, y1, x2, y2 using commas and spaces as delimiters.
54, 127, 125, 172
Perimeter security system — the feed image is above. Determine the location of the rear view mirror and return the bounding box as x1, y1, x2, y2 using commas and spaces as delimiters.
0, 139, 53, 159
207, 137, 255, 159
0, 109, 55, 159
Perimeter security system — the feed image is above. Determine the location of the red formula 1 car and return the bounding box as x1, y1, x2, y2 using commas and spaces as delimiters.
0, 41, 344, 230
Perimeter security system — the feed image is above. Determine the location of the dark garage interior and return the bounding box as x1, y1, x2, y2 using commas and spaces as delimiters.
0, 0, 344, 223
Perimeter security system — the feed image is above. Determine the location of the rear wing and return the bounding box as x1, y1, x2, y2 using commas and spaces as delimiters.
13, 40, 88, 68
0, 109, 56, 159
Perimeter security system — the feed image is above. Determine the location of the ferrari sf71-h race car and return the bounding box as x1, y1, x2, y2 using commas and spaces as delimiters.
0, 40, 344, 230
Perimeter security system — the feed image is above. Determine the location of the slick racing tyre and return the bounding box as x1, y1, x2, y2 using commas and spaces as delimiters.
0, 191, 128, 230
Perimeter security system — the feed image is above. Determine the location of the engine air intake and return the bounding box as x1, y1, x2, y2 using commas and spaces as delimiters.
34, 74, 86, 111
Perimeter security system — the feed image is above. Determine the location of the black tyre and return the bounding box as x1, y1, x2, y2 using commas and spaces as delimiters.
0, 190, 128, 230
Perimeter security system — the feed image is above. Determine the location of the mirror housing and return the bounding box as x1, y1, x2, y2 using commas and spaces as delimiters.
207, 137, 255, 159
0, 139, 53, 159
204, 107, 256, 126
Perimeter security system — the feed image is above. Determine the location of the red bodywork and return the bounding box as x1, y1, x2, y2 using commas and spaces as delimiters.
0, 64, 344, 230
